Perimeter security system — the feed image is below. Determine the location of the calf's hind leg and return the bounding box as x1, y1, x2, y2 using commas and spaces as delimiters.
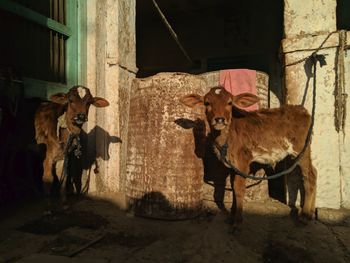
299, 149, 317, 220
41, 154, 56, 214
42, 157, 53, 197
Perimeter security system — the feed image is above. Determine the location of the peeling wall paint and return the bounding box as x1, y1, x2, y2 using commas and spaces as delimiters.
284, 0, 336, 38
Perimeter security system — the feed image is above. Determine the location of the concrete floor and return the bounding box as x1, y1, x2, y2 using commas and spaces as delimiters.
1, 197, 350, 263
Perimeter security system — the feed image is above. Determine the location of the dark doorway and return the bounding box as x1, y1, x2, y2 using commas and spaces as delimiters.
337, 0, 350, 30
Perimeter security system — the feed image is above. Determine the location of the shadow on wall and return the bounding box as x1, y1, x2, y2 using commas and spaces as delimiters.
31, 126, 122, 203
68, 125, 122, 196
174, 117, 232, 212
282, 52, 323, 213
27, 125, 122, 202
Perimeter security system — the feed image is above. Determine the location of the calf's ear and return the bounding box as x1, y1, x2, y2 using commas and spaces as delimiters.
233, 93, 260, 108
50, 93, 68, 104
92, 97, 110, 107
180, 94, 204, 108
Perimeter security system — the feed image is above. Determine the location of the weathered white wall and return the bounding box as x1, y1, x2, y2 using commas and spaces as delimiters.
85, 0, 136, 208
283, 0, 350, 209
285, 45, 341, 209
284, 0, 336, 38
341, 38, 350, 208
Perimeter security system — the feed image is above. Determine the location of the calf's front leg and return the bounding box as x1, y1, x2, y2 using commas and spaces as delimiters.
230, 174, 246, 229
42, 157, 53, 195
42, 153, 55, 213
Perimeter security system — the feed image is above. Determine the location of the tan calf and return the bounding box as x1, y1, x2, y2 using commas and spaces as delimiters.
181, 86, 317, 231
35, 86, 109, 210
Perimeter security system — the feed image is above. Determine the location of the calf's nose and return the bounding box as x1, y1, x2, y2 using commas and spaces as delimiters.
215, 117, 225, 124
77, 113, 87, 122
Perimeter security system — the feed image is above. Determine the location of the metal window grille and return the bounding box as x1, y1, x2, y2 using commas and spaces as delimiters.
0, 0, 71, 84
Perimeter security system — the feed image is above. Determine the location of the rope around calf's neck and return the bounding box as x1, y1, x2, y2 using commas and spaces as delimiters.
60, 132, 82, 184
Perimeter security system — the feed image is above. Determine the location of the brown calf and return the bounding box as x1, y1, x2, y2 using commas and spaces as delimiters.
181, 86, 317, 231
35, 86, 109, 209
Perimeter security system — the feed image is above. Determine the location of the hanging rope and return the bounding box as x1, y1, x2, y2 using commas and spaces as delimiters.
151, 0, 193, 65
284, 31, 336, 67
334, 30, 348, 134
60, 132, 82, 186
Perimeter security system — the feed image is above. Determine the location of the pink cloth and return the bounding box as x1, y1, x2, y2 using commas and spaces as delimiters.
219, 69, 258, 111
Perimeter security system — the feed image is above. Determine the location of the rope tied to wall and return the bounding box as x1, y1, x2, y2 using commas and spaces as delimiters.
334, 30, 348, 134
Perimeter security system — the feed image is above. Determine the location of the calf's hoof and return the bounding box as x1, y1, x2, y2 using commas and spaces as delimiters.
225, 214, 234, 225
43, 210, 53, 219
216, 202, 229, 214
289, 207, 299, 219
296, 212, 314, 226
228, 225, 242, 235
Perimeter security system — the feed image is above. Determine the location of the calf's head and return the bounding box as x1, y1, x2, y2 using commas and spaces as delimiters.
50, 85, 109, 133
180, 86, 259, 131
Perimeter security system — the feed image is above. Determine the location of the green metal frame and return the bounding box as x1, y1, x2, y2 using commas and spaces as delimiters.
77, 0, 87, 88
0, 0, 87, 99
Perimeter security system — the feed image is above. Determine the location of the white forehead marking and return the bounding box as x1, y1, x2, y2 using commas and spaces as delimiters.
215, 88, 222, 95
77, 87, 86, 98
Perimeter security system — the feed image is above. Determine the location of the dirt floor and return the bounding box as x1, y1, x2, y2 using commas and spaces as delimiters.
0, 197, 350, 263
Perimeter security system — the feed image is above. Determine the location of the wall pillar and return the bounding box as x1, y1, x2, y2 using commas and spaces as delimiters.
341, 35, 350, 208
283, 0, 350, 209
85, 0, 136, 208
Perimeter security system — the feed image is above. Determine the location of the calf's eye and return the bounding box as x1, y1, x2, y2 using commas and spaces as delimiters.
204, 101, 210, 106
228, 101, 232, 105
